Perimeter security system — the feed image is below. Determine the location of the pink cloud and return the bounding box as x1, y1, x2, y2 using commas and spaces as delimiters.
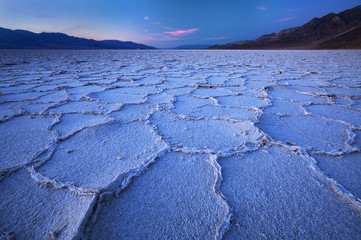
144, 16, 150, 21
165, 28, 199, 37
257, 6, 266, 10
276, 17, 294, 22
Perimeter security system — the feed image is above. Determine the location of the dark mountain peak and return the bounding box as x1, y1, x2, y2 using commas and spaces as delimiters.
209, 5, 361, 49
0, 27, 156, 49
39, 32, 69, 37
325, 12, 337, 17
308, 17, 320, 24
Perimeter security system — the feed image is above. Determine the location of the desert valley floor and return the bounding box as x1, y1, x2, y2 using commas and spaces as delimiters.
0, 50, 361, 239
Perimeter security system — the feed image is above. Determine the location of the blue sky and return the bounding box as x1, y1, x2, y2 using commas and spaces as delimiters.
0, 0, 360, 48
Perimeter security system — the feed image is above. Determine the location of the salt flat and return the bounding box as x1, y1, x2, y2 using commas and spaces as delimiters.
0, 50, 361, 239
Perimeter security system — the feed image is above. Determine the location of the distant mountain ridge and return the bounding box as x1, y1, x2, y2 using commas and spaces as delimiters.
209, 5, 361, 49
0, 27, 155, 49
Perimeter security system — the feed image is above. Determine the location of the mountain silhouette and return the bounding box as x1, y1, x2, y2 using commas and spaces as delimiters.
0, 27, 155, 49
209, 5, 361, 49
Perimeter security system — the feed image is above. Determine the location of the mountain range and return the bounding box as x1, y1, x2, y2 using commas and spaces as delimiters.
209, 5, 361, 50
0, 27, 155, 49
1, 5, 360, 50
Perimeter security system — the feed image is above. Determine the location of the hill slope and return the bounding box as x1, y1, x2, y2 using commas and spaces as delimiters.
0, 27, 155, 49
314, 26, 361, 49
209, 5, 361, 50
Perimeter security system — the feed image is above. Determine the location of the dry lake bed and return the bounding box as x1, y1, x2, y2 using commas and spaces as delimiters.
0, 50, 361, 239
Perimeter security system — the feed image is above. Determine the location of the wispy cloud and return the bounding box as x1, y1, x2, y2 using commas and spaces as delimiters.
257, 6, 267, 11
144, 17, 170, 29
165, 28, 199, 37
64, 24, 88, 32
276, 17, 294, 22
161, 25, 173, 30
140, 27, 199, 42
205, 36, 228, 40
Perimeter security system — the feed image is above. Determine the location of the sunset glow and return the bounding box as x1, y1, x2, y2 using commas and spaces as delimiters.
165, 28, 200, 37
0, 0, 360, 48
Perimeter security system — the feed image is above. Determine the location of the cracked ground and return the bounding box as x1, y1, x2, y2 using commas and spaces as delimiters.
0, 50, 361, 239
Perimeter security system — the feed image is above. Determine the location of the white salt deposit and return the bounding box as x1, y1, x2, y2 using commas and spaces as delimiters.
0, 50, 361, 239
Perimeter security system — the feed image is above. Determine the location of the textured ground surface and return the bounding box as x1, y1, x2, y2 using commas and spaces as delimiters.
0, 50, 361, 239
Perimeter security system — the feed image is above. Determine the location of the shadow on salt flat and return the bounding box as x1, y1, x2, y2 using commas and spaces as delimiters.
243, 80, 275, 89
0, 115, 54, 171
88, 89, 147, 104
225, 78, 245, 86
325, 87, 361, 97
220, 146, 361, 239
109, 104, 153, 122
224, 86, 266, 98
257, 112, 352, 154
0, 91, 46, 102
0, 170, 96, 239
288, 85, 328, 95
265, 99, 304, 116
268, 86, 327, 103
216, 95, 268, 108
172, 95, 257, 121
278, 79, 327, 87
136, 76, 162, 85
49, 101, 108, 114
38, 122, 167, 190
147, 93, 174, 105
354, 131, 361, 149
0, 83, 40, 94
34, 91, 69, 103
0, 102, 23, 120
52, 113, 113, 139
192, 87, 234, 98
335, 98, 354, 106
306, 104, 361, 127
150, 110, 261, 153
332, 79, 361, 88
21, 102, 55, 114
162, 86, 193, 95
312, 153, 361, 199
66, 85, 106, 100
352, 99, 361, 109
205, 76, 227, 84
165, 77, 203, 86
88, 152, 228, 240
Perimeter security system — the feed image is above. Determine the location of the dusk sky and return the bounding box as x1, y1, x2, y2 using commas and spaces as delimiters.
1, 0, 360, 48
